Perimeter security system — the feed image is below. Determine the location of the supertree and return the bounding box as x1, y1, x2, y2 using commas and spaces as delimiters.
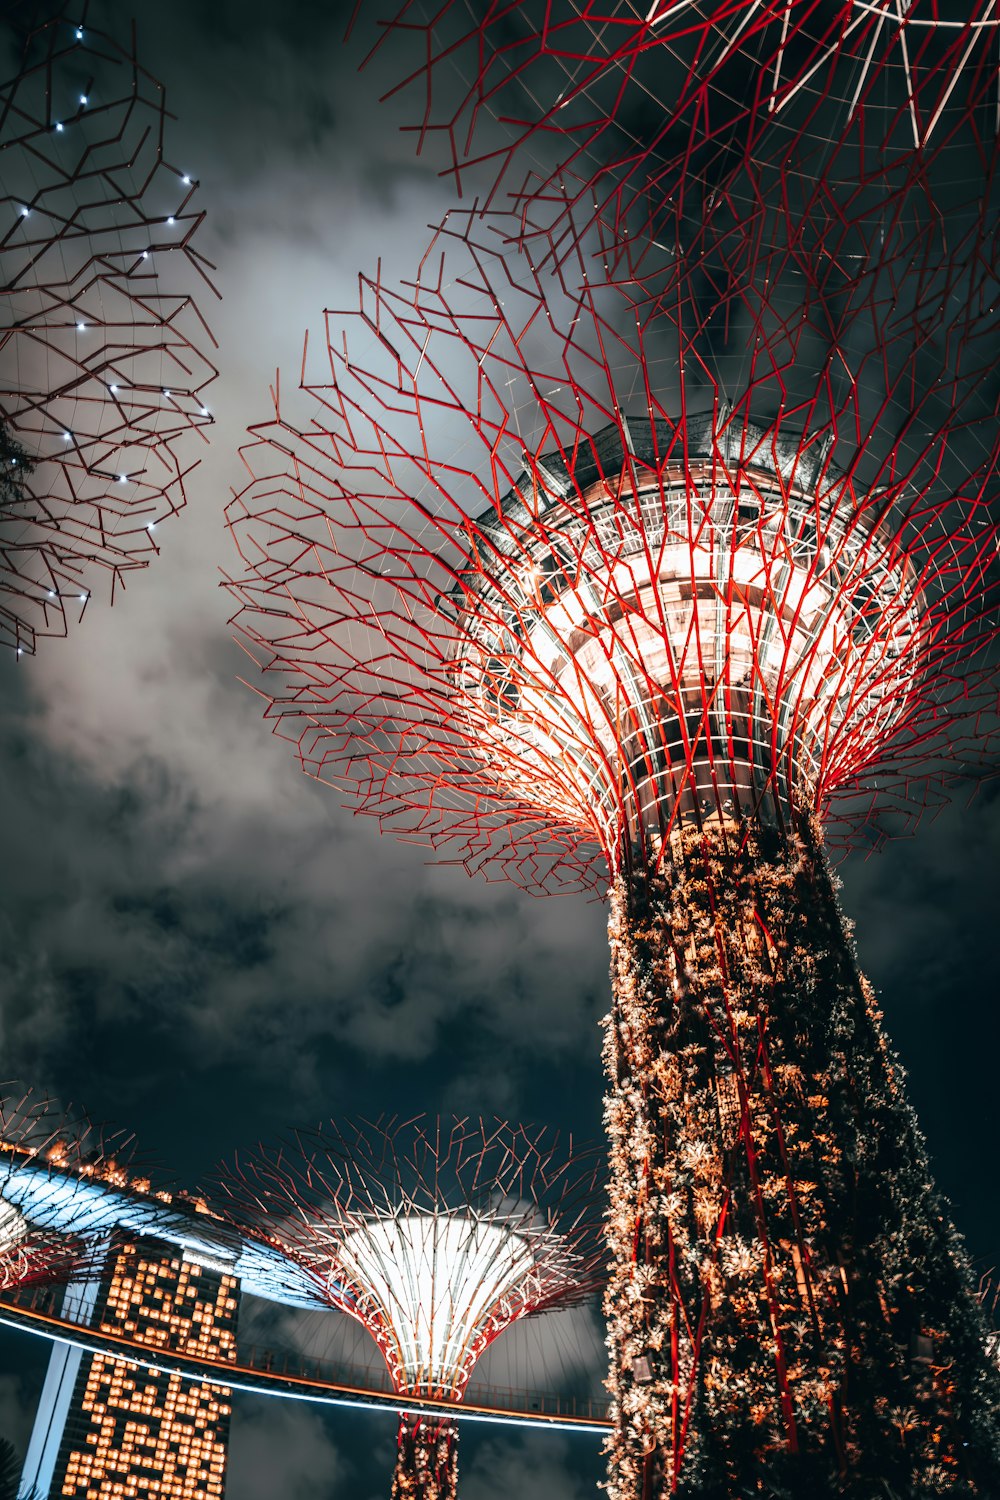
0, 10, 218, 657
225, 35, 1000, 1500
218, 1117, 604, 1500
0, 1089, 141, 1295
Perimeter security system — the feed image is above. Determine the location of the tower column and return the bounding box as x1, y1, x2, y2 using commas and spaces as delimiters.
602, 815, 1000, 1497
391, 1414, 459, 1500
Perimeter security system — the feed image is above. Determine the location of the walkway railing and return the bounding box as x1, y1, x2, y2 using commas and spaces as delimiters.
0, 1289, 611, 1433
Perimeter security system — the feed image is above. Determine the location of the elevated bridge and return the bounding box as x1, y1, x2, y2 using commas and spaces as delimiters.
0, 1290, 612, 1436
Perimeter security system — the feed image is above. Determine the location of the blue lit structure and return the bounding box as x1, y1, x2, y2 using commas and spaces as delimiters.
0, 1154, 324, 1307
0, 1111, 321, 1500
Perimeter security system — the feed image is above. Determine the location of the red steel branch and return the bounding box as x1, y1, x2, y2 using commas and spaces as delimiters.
226, 136, 1000, 887
369, 1, 1000, 286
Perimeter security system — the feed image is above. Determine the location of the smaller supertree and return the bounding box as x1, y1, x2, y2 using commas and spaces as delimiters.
220, 1117, 605, 1500
0, 12, 219, 656
0, 1088, 141, 1296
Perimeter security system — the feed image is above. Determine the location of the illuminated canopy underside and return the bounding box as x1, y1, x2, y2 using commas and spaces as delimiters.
455, 420, 920, 854
0, 1155, 319, 1308
336, 1212, 563, 1398
0, 1197, 27, 1257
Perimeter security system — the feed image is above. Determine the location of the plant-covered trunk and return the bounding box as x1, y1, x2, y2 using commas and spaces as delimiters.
391, 1415, 458, 1500
602, 813, 1000, 1498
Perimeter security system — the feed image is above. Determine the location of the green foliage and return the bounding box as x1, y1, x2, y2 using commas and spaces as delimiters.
0, 419, 35, 509
0, 1434, 39, 1500
602, 814, 1000, 1497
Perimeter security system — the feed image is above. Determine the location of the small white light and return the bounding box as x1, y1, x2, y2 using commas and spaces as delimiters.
147, 521, 156, 531
80, 94, 88, 106
63, 431, 71, 440
16, 647, 23, 656
55, 122, 64, 133
48, 590, 55, 599
76, 322, 85, 331
200, 407, 209, 417
75, 26, 84, 39
141, 250, 149, 260
167, 216, 175, 226
163, 389, 171, 398
110, 384, 118, 394
78, 594, 86, 602
181, 175, 191, 185
118, 474, 127, 484
19, 207, 29, 218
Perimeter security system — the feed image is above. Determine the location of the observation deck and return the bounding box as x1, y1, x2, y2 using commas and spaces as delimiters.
454, 416, 922, 852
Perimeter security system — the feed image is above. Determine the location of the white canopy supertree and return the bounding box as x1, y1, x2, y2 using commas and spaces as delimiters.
220, 1116, 605, 1500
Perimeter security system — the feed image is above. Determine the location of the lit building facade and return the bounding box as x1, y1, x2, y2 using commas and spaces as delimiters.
21, 1232, 240, 1500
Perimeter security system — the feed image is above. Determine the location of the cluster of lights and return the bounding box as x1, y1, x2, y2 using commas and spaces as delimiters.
454, 421, 922, 856
100, 1249, 239, 1362
58, 1240, 236, 1500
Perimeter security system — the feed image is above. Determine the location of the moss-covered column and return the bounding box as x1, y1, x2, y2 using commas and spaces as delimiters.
602, 814, 1000, 1497
391, 1415, 458, 1500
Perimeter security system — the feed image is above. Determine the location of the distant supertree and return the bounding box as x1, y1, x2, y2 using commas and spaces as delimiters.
0, 1088, 141, 1294
0, 12, 218, 656
225, 41, 1000, 1490
220, 1118, 604, 1500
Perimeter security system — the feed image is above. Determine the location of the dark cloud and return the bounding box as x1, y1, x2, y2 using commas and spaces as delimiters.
0, 1370, 36, 1458
227, 1396, 348, 1500
0, 680, 607, 1132
461, 1430, 602, 1500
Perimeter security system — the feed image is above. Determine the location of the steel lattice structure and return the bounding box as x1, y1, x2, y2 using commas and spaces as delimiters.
373, 0, 1000, 263
220, 1117, 604, 1500
0, 1090, 144, 1296
0, 11, 218, 656
226, 24, 1000, 1500
226, 131, 1000, 878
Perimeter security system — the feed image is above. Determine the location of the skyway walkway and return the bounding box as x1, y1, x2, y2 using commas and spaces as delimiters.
0, 1291, 611, 1436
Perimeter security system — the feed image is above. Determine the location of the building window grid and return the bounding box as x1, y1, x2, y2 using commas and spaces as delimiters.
50, 1236, 238, 1500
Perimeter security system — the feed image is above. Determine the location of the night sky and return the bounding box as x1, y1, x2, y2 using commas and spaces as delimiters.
1, 4, 998, 1498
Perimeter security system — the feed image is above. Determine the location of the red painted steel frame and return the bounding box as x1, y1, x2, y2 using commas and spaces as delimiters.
219, 1117, 605, 1401
371, 0, 1000, 262
226, 90, 1000, 889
